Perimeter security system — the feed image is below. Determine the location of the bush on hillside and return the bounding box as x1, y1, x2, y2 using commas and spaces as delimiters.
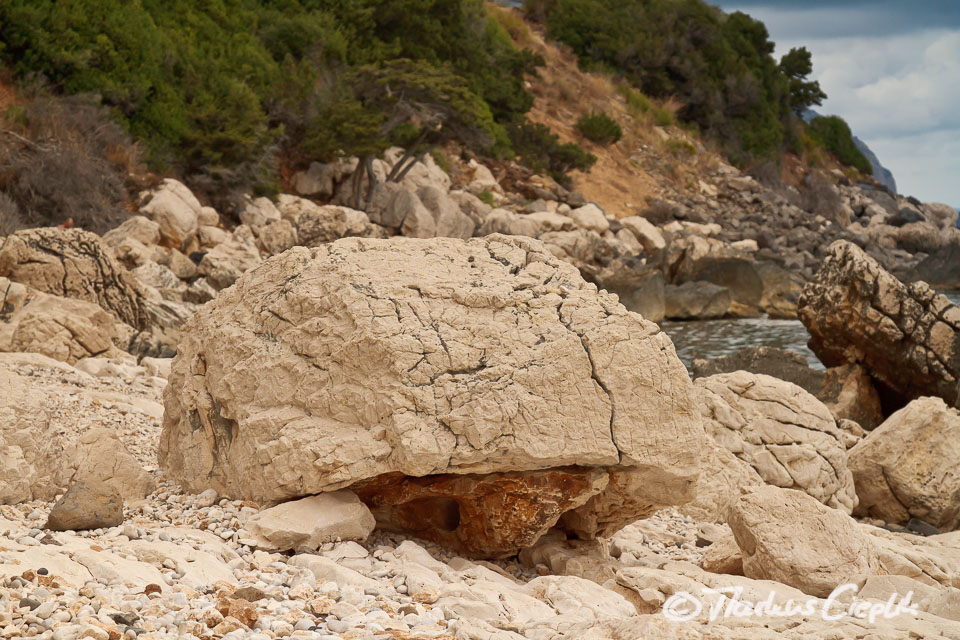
508, 120, 596, 187
0, 0, 565, 191
807, 116, 872, 175
0, 95, 135, 233
527, 0, 828, 164
575, 111, 622, 145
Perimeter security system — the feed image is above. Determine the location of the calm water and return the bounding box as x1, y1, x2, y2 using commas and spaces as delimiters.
662, 291, 960, 374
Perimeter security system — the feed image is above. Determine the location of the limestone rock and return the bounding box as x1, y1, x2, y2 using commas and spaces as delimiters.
236, 197, 281, 229
664, 281, 730, 320
0, 367, 66, 504
680, 440, 763, 523
596, 267, 665, 323
620, 216, 665, 252
799, 240, 960, 409
197, 230, 262, 290
4, 293, 126, 364
45, 480, 124, 531
728, 486, 878, 597
849, 397, 960, 531
700, 532, 743, 575
696, 371, 857, 513
277, 195, 369, 245
103, 216, 161, 248
294, 159, 357, 198
258, 219, 298, 256
477, 208, 540, 237
241, 491, 375, 552
139, 179, 200, 248
692, 346, 824, 396
70, 428, 156, 502
0, 227, 147, 329
569, 204, 610, 234
159, 235, 704, 555
818, 363, 883, 429
417, 186, 475, 239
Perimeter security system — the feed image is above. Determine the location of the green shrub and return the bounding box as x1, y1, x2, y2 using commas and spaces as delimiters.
652, 107, 674, 127
667, 139, 697, 157
508, 120, 596, 187
807, 116, 872, 175
533, 0, 827, 163
477, 190, 496, 206
619, 86, 652, 117
575, 111, 622, 145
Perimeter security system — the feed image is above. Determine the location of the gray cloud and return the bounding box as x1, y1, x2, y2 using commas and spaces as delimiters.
717, 2, 960, 206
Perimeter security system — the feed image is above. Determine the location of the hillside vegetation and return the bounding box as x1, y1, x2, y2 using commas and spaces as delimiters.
0, 0, 875, 227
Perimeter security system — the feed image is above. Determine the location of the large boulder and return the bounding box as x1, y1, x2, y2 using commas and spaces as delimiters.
0, 227, 147, 329
849, 397, 960, 531
0, 366, 66, 504
197, 227, 263, 290
906, 239, 960, 290
241, 491, 375, 552
799, 240, 960, 409
596, 267, 665, 323
692, 346, 824, 396
728, 486, 878, 597
159, 235, 704, 557
69, 428, 156, 502
696, 371, 857, 513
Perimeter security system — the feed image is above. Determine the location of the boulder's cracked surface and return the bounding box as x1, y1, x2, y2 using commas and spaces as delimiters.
696, 371, 857, 514
799, 240, 960, 408
159, 234, 704, 556
0, 227, 148, 330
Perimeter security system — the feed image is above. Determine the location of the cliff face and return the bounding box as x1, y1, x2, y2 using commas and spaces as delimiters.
853, 135, 897, 194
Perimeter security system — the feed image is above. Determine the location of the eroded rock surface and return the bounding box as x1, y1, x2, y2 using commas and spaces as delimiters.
696, 371, 857, 513
799, 240, 960, 409
0, 228, 147, 330
849, 397, 960, 531
159, 234, 704, 556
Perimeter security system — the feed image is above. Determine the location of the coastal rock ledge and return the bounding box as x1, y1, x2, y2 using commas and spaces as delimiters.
159, 234, 705, 557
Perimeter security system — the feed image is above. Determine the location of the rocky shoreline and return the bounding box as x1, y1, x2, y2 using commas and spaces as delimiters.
3, 152, 960, 640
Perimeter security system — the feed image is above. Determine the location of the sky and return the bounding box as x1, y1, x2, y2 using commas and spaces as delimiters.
716, 0, 960, 207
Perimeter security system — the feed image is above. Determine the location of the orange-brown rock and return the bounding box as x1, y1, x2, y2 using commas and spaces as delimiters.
351, 467, 608, 558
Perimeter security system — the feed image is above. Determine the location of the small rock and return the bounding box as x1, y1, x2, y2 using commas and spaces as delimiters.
44, 480, 124, 531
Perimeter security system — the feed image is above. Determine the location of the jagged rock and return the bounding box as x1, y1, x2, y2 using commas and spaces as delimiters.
139, 179, 201, 249
620, 216, 665, 253
103, 216, 161, 248
817, 363, 883, 429
728, 486, 878, 597
478, 208, 540, 237
923, 202, 960, 230
699, 531, 743, 575
692, 346, 824, 396
0, 227, 147, 329
352, 469, 607, 558
197, 228, 262, 290
665, 236, 763, 311
70, 428, 156, 502
132, 261, 182, 293
569, 204, 610, 234
756, 261, 802, 319
44, 480, 124, 531
538, 230, 612, 271
258, 219, 298, 256
159, 235, 703, 556
463, 159, 502, 196
849, 397, 960, 531
160, 248, 198, 280
294, 159, 357, 198
198, 225, 230, 248
664, 281, 730, 320
799, 240, 960, 409
696, 371, 857, 513
417, 186, 475, 240
278, 195, 369, 245
448, 190, 492, 229
241, 491, 375, 552
0, 366, 66, 504
3, 292, 127, 364
236, 197, 281, 230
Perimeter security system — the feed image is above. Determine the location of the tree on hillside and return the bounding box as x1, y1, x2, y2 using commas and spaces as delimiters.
307, 59, 503, 210
780, 47, 827, 114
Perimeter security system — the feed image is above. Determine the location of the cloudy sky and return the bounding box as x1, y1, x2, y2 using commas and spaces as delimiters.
716, 1, 960, 207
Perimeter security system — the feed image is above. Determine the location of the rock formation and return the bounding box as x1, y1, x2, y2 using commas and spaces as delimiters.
849, 397, 960, 531
799, 240, 960, 409
696, 371, 857, 513
159, 234, 704, 556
